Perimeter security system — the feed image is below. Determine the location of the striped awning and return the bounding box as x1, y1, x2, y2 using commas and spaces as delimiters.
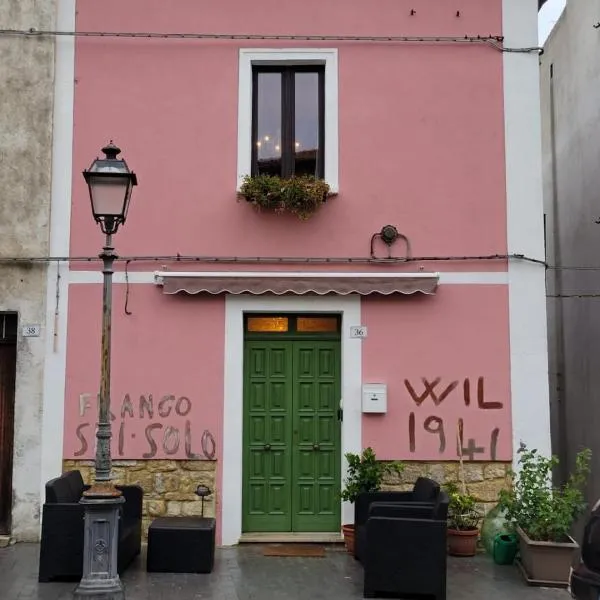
154, 271, 439, 296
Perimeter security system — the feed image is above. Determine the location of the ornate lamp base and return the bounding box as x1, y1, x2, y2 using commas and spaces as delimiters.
73, 495, 125, 600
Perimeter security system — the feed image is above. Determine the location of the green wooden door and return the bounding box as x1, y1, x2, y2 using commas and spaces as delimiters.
243, 340, 341, 533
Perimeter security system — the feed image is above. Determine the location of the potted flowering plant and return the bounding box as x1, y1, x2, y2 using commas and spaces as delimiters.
445, 482, 483, 556
340, 447, 404, 554
498, 444, 591, 587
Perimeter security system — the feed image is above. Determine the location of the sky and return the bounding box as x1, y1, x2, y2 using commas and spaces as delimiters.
539, 0, 567, 45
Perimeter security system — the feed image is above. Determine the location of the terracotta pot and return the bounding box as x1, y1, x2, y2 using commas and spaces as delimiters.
342, 524, 355, 554
447, 528, 479, 557
516, 526, 578, 587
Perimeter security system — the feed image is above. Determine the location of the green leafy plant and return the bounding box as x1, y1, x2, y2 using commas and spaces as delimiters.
445, 482, 482, 531
498, 444, 591, 543
239, 174, 330, 220
340, 447, 404, 504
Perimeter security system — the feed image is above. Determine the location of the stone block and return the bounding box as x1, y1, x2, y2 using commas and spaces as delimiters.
127, 471, 154, 492
164, 492, 200, 502
166, 501, 182, 516
112, 460, 138, 467
400, 464, 427, 484
443, 463, 458, 481
146, 500, 166, 517
468, 480, 507, 503
147, 460, 178, 473
154, 473, 180, 494
181, 501, 206, 517
181, 460, 217, 471
484, 463, 509, 480
426, 464, 445, 483
463, 463, 485, 483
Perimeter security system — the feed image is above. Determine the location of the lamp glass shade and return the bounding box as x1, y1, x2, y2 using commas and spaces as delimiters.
88, 174, 131, 220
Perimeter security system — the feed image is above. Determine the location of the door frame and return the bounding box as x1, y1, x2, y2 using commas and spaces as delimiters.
223, 295, 362, 546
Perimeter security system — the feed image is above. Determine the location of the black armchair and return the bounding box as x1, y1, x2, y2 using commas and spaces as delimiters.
354, 476, 444, 562
362, 507, 448, 600
571, 500, 600, 599
38, 470, 143, 582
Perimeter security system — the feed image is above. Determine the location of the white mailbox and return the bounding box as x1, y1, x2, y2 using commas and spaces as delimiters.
362, 383, 387, 413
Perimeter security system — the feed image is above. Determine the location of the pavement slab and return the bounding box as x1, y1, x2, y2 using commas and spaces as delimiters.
0, 543, 571, 600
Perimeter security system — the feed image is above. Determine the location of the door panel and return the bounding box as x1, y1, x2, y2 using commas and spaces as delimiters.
243, 342, 293, 532
292, 342, 340, 532
243, 338, 341, 533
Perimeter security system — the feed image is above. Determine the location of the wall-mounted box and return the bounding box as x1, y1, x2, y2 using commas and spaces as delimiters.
362, 383, 387, 413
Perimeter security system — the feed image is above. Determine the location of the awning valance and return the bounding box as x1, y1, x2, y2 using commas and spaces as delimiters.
154, 271, 439, 296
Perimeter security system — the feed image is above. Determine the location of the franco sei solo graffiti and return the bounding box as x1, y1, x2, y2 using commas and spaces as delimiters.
74, 393, 216, 460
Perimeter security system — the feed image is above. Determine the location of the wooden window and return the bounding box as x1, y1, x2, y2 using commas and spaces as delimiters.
252, 66, 325, 179
296, 317, 339, 333
247, 316, 289, 333
0, 314, 17, 343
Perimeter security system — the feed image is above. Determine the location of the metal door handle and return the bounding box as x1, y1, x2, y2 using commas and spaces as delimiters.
264, 444, 271, 451
313, 444, 320, 451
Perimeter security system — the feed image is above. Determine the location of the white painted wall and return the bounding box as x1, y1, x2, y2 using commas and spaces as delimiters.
503, 0, 552, 465
39, 0, 76, 535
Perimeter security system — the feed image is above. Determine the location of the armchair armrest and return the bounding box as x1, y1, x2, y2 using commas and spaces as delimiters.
40, 503, 85, 540
355, 491, 414, 526
116, 484, 143, 519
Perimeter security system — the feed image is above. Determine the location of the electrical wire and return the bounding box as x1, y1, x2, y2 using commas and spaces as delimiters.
547, 294, 600, 298
0, 28, 543, 54
0, 253, 546, 266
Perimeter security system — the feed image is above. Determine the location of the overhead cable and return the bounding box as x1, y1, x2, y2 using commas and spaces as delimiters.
0, 29, 543, 54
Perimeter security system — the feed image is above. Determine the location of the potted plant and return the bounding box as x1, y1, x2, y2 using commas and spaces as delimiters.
498, 444, 592, 587
238, 174, 331, 220
445, 482, 483, 557
340, 447, 404, 554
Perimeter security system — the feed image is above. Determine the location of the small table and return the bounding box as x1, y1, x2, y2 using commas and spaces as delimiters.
146, 516, 216, 573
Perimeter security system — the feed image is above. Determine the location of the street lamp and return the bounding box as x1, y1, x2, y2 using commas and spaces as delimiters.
74, 142, 137, 600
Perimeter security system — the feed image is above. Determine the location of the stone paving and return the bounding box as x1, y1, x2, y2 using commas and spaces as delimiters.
0, 542, 571, 600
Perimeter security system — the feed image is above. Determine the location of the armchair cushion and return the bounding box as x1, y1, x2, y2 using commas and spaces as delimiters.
45, 471, 82, 503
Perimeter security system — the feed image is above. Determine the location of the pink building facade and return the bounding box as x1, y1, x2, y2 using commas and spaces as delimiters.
42, 0, 550, 545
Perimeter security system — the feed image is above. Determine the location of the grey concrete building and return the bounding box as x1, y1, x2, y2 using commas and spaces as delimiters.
541, 0, 600, 515
0, 0, 62, 541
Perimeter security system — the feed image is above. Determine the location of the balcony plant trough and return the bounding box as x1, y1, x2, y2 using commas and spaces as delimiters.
239, 174, 331, 220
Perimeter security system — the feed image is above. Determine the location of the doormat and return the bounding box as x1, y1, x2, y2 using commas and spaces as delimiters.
263, 544, 326, 558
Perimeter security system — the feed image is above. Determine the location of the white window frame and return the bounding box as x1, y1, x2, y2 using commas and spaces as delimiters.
237, 49, 339, 193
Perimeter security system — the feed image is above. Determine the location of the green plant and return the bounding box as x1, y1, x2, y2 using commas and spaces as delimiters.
239, 174, 330, 220
498, 444, 591, 543
340, 447, 404, 504
445, 482, 482, 531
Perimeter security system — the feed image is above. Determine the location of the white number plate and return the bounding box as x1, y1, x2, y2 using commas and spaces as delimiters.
350, 326, 368, 339
22, 325, 41, 337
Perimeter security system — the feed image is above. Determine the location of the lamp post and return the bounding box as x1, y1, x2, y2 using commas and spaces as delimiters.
74, 142, 138, 600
